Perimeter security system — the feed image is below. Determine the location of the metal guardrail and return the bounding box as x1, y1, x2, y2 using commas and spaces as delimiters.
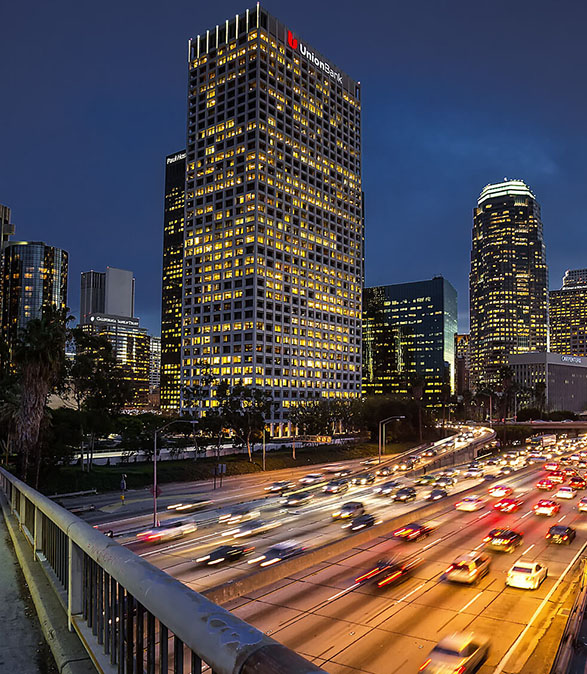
0, 467, 326, 674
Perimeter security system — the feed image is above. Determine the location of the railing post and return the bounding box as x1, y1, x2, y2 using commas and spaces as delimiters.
33, 506, 43, 555
19, 491, 25, 528
68, 538, 84, 631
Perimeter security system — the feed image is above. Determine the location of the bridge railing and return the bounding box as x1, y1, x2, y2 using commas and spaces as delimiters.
0, 466, 325, 674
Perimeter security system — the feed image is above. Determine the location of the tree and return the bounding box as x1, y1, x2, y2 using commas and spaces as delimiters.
533, 382, 547, 416
12, 307, 70, 482
409, 374, 425, 442
217, 381, 274, 461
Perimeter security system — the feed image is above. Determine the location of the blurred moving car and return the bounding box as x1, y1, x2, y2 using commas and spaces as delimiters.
578, 496, 587, 512
493, 497, 523, 513
546, 525, 576, 544
195, 544, 254, 566
331, 501, 365, 520
299, 473, 323, 485
548, 471, 566, 484
373, 480, 403, 496
464, 468, 484, 479
445, 552, 490, 584
536, 478, 555, 491
393, 522, 435, 541
420, 632, 489, 673
488, 485, 513, 498
415, 475, 436, 486
264, 481, 296, 493
455, 496, 486, 512
483, 528, 523, 553
323, 479, 349, 494
219, 506, 261, 524
569, 476, 586, 490
555, 486, 577, 500
533, 499, 561, 516
342, 513, 376, 531
350, 473, 376, 486
284, 493, 313, 507
394, 487, 417, 502
427, 488, 448, 501
355, 556, 421, 588
166, 500, 212, 513
376, 466, 392, 477
506, 561, 547, 589
247, 540, 305, 567
222, 519, 282, 538
136, 519, 197, 544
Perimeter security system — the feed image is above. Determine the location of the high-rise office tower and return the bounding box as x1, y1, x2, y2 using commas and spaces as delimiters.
0, 204, 15, 342
160, 150, 186, 411
1, 241, 68, 357
149, 335, 162, 394
550, 270, 587, 356
180, 6, 363, 433
362, 277, 457, 405
455, 333, 470, 395
469, 180, 548, 388
80, 267, 135, 324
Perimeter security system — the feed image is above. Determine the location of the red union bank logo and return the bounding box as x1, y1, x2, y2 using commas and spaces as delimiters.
286, 28, 343, 84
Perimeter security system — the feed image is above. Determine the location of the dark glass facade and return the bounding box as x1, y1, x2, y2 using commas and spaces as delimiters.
470, 180, 548, 388
362, 277, 457, 405
181, 7, 363, 433
1, 241, 68, 357
161, 150, 186, 411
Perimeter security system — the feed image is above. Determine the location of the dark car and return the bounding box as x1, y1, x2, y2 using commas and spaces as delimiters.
195, 544, 254, 566
374, 480, 403, 496
376, 466, 392, 477
355, 556, 422, 588
546, 525, 576, 545
351, 473, 376, 486
422, 449, 438, 458
427, 488, 448, 501
393, 522, 435, 541
483, 528, 523, 552
569, 476, 587, 490
343, 513, 376, 531
248, 540, 305, 567
284, 492, 313, 507
323, 479, 349, 494
394, 487, 417, 502
434, 477, 455, 489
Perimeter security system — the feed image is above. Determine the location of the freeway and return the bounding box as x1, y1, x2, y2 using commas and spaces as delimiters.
225, 444, 587, 673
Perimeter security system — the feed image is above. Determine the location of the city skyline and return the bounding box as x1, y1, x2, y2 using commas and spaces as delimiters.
2, 1, 587, 336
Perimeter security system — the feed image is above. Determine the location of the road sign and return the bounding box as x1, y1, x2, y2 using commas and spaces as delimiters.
218, 463, 227, 474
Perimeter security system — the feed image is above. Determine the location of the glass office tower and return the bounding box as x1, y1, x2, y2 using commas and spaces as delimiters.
362, 277, 457, 405
180, 6, 363, 434
550, 270, 587, 356
469, 180, 548, 388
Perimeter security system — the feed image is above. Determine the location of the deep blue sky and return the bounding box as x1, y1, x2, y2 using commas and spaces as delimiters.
2, 1, 586, 335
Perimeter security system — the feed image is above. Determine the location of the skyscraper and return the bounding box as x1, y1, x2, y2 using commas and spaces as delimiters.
180, 6, 363, 434
550, 270, 587, 356
160, 150, 186, 411
455, 333, 470, 395
362, 277, 457, 405
0, 204, 15, 343
80, 267, 135, 324
469, 180, 548, 388
1, 241, 68, 357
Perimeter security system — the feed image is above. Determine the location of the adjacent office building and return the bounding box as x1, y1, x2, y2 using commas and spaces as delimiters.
149, 335, 161, 393
362, 277, 457, 405
469, 180, 548, 388
177, 6, 363, 433
160, 150, 186, 411
550, 269, 587, 357
1, 241, 68, 357
509, 352, 587, 413
455, 333, 470, 395
80, 267, 135, 325
0, 204, 15, 345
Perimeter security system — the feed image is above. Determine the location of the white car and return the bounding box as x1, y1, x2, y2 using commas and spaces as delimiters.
464, 468, 484, 479
555, 486, 577, 500
455, 496, 486, 512
506, 561, 548, 589
299, 473, 323, 485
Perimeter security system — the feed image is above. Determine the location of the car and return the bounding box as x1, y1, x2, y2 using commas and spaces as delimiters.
536, 478, 555, 490
355, 556, 422, 588
506, 561, 548, 590
394, 487, 417, 502
350, 473, 376, 486
563, 467, 579, 478
546, 525, 576, 545
455, 495, 487, 512
342, 513, 376, 531
247, 540, 305, 567
569, 476, 586, 490
485, 458, 499, 466
136, 519, 198, 544
395, 459, 416, 471
195, 544, 254, 566
361, 458, 379, 466
464, 468, 484, 479
488, 485, 513, 498
548, 471, 566, 484
299, 473, 323, 485
222, 519, 282, 538
578, 461, 587, 469
434, 477, 455, 489
422, 449, 438, 458
284, 493, 313, 507
393, 522, 435, 541
440, 468, 460, 478
264, 481, 296, 493
483, 473, 498, 481
533, 499, 561, 516
374, 480, 403, 495
415, 474, 437, 486
420, 632, 489, 673
323, 479, 349, 494
493, 497, 523, 513
578, 496, 587, 512
483, 528, 523, 552
544, 462, 560, 471
166, 499, 212, 513
497, 466, 514, 477
376, 466, 392, 477
427, 488, 448, 501
445, 552, 491, 584
324, 465, 351, 477
219, 506, 261, 524
331, 501, 365, 520
555, 486, 577, 500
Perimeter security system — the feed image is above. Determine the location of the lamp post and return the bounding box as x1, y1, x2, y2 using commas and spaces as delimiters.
153, 419, 197, 527
378, 416, 406, 464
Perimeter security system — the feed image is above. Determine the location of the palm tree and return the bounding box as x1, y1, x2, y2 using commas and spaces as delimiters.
12, 307, 70, 482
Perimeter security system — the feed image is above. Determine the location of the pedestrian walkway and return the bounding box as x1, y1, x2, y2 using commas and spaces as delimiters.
0, 512, 57, 674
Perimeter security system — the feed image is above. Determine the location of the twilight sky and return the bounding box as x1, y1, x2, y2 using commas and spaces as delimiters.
1, 0, 586, 335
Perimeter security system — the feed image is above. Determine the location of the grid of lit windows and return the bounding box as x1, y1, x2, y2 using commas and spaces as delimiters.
469, 181, 548, 388
180, 7, 363, 433
362, 278, 457, 406
550, 287, 587, 356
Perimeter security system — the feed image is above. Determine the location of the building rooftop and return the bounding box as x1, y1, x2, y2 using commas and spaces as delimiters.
478, 179, 535, 205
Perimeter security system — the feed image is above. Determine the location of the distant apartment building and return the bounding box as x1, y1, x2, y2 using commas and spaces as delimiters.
455, 333, 470, 395
362, 277, 457, 405
550, 269, 587, 357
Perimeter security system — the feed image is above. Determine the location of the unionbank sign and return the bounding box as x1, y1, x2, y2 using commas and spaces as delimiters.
287, 30, 343, 84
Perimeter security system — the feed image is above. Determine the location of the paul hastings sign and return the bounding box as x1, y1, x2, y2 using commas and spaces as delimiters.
287, 30, 343, 84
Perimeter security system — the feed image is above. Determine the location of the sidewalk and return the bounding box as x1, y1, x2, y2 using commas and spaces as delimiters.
0, 513, 57, 674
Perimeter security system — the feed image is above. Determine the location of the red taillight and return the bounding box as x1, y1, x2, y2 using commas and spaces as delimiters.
563, 535, 568, 539
419, 659, 431, 671
454, 666, 467, 674
377, 570, 402, 587
546, 533, 551, 538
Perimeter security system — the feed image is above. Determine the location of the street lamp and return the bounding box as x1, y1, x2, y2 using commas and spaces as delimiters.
378, 416, 406, 464
153, 419, 197, 527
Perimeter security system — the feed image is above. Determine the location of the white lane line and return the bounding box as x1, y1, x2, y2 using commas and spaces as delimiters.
327, 582, 360, 602
477, 511, 491, 520
521, 511, 532, 519
459, 591, 483, 613
493, 539, 587, 674
521, 544, 535, 556
473, 543, 484, 550
397, 582, 426, 603
558, 515, 566, 522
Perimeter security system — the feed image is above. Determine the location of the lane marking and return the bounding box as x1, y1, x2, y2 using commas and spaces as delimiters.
397, 582, 426, 603
459, 591, 483, 613
327, 582, 360, 602
521, 544, 534, 556
521, 512, 532, 519
558, 515, 566, 522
